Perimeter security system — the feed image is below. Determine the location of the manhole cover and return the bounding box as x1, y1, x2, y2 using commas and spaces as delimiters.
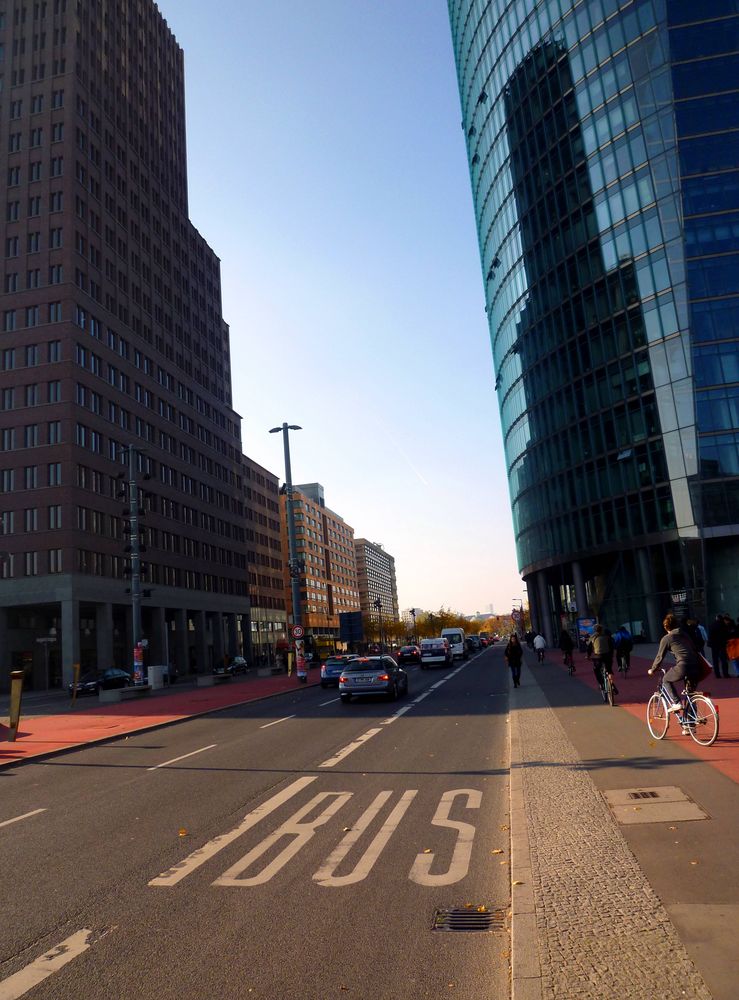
432, 906, 505, 932
602, 786, 709, 824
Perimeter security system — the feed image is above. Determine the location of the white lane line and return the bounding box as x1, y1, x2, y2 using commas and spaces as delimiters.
0, 808, 47, 829
319, 727, 383, 768
259, 715, 295, 729
0, 928, 95, 1000
319, 698, 340, 706
382, 706, 412, 724
149, 776, 318, 886
147, 744, 217, 771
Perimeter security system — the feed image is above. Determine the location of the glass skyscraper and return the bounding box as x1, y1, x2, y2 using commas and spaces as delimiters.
448, 0, 739, 642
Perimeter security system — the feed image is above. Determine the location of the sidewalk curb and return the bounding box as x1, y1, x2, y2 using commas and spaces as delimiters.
508, 696, 543, 1000
0, 677, 321, 770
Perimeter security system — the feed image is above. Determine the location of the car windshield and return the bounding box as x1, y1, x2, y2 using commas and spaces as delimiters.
78, 673, 99, 683
400, 647, 415, 653
344, 660, 380, 672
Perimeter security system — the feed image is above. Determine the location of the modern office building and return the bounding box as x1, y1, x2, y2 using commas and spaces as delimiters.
242, 455, 287, 665
448, 0, 739, 642
0, 0, 251, 689
279, 482, 360, 650
354, 538, 399, 624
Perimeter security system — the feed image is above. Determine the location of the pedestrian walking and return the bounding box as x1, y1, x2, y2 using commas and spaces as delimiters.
533, 632, 546, 663
708, 613, 729, 679
612, 624, 633, 673
505, 633, 524, 688
685, 617, 705, 654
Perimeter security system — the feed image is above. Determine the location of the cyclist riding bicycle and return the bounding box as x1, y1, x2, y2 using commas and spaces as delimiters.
587, 624, 617, 698
647, 613, 702, 713
533, 632, 546, 662
558, 628, 575, 670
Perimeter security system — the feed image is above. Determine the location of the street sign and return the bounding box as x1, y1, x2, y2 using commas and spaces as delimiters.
292, 625, 304, 639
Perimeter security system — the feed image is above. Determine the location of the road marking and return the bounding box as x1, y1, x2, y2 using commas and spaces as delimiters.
214, 791, 353, 887
0, 928, 94, 1000
147, 744, 217, 771
0, 808, 47, 829
319, 727, 383, 768
314, 789, 418, 887
319, 698, 339, 706
149, 775, 318, 886
409, 789, 482, 886
259, 715, 295, 729
382, 706, 412, 724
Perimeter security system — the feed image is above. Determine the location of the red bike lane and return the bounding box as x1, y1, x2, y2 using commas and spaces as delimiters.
547, 650, 739, 784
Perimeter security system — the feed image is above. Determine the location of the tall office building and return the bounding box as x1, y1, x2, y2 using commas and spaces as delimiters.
448, 0, 739, 642
279, 482, 360, 650
0, 0, 250, 689
354, 538, 399, 623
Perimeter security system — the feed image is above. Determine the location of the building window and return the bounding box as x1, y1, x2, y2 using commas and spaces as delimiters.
5, 273, 19, 292
26, 305, 40, 326
50, 191, 63, 212
48, 462, 61, 485
49, 504, 62, 528
27, 231, 41, 253
7, 200, 20, 221
49, 226, 62, 247
2, 388, 15, 410
24, 508, 38, 531
3, 310, 16, 331
24, 465, 38, 489
50, 156, 63, 177
47, 380, 61, 403
48, 301, 62, 322
49, 548, 62, 573
24, 551, 38, 576
48, 420, 61, 444
28, 195, 41, 216
5, 237, 19, 258
24, 425, 39, 447
27, 269, 41, 289
29, 161, 42, 182
49, 265, 63, 284
2, 428, 15, 450
25, 385, 40, 407
48, 340, 61, 362
51, 122, 63, 142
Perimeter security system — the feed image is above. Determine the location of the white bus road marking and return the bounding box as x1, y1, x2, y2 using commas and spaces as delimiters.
147, 744, 217, 771
313, 790, 418, 887
0, 808, 47, 829
319, 727, 383, 768
214, 791, 353, 887
409, 789, 482, 886
319, 698, 340, 706
259, 715, 295, 729
382, 705, 412, 724
149, 776, 318, 886
0, 928, 95, 1000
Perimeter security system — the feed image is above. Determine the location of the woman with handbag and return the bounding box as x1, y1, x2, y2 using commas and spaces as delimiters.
648, 613, 704, 712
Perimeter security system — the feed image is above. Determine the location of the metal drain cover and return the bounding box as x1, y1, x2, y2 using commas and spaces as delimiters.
432, 906, 505, 932
602, 786, 709, 824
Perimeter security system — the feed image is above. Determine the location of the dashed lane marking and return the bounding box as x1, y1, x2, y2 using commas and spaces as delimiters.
319, 698, 340, 706
318, 728, 383, 768
259, 715, 296, 729
147, 744, 217, 771
0, 808, 47, 829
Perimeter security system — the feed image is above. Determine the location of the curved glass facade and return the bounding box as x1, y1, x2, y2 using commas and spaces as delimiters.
449, 0, 739, 638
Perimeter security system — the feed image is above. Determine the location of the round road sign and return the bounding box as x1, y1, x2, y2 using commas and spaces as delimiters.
292, 625, 304, 639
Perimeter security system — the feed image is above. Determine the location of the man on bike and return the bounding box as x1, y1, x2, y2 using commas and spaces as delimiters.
612, 624, 633, 673
587, 625, 617, 699
533, 632, 546, 662
648, 613, 702, 712
558, 628, 575, 671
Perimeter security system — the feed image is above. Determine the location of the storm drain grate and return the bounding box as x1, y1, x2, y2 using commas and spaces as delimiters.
629, 791, 660, 799
432, 906, 505, 932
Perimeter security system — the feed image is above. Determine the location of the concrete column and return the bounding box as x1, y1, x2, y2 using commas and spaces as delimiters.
227, 613, 239, 660
151, 606, 167, 664
525, 578, 538, 638
61, 598, 80, 688
638, 547, 662, 642
175, 608, 189, 676
572, 560, 589, 619
194, 610, 207, 673
537, 572, 554, 647
96, 602, 114, 670
212, 612, 225, 670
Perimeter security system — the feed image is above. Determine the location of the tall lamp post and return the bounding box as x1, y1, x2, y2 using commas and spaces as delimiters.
118, 443, 149, 683
409, 607, 417, 645
373, 597, 383, 651
512, 597, 524, 638
270, 424, 303, 667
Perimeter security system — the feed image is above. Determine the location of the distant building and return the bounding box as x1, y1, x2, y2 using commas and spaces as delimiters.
242, 456, 287, 664
279, 483, 360, 650
354, 539, 399, 623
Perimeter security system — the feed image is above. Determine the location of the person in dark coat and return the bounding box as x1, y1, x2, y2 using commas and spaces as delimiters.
558, 629, 575, 671
708, 614, 729, 679
505, 633, 524, 688
648, 613, 702, 709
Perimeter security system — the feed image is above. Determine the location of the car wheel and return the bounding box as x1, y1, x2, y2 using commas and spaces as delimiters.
340, 694, 351, 704
389, 682, 398, 701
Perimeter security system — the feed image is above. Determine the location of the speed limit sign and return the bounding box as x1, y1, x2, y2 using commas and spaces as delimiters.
292, 625, 304, 639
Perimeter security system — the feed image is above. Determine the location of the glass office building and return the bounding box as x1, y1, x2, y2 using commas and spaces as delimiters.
448, 0, 739, 642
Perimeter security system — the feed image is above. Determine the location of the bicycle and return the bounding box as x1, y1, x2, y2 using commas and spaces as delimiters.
563, 650, 575, 676
599, 661, 615, 706
646, 670, 719, 746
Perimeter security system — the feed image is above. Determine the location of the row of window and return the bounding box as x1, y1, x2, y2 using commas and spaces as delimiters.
0, 462, 61, 490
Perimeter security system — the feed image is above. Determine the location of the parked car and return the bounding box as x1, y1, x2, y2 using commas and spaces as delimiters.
214, 656, 248, 676
420, 637, 452, 668
320, 654, 359, 688
339, 656, 408, 702
397, 644, 421, 665
68, 667, 132, 697
466, 635, 482, 653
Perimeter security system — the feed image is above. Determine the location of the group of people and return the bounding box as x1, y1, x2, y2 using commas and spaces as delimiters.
504, 613, 737, 706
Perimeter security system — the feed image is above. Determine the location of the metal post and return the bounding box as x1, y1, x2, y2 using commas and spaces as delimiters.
270, 423, 302, 629
128, 444, 144, 680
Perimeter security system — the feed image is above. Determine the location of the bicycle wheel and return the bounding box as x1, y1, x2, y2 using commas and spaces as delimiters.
605, 673, 615, 706
647, 693, 669, 739
686, 695, 719, 746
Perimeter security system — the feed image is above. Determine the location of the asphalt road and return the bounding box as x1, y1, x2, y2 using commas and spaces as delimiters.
0, 647, 511, 1000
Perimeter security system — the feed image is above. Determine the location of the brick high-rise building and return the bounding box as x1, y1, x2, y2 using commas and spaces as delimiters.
279, 482, 360, 652
354, 538, 398, 623
0, 0, 251, 689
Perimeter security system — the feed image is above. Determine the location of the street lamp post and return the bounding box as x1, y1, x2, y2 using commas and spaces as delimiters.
373, 597, 383, 651
270, 423, 302, 630
119, 443, 148, 683
409, 608, 417, 646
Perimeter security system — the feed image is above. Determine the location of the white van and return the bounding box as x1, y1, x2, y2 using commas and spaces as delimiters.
420, 637, 452, 668
441, 627, 467, 660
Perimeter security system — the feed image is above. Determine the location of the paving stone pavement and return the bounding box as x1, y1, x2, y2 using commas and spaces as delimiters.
509, 666, 713, 1000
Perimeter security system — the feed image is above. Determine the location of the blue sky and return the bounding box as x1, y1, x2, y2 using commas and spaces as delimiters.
159, 0, 525, 617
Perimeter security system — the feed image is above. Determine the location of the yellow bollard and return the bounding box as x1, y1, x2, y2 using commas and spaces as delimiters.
70, 662, 81, 707
7, 669, 24, 742
287, 651, 294, 676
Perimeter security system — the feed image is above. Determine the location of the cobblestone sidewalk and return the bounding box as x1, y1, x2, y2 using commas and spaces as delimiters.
509, 672, 713, 1000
